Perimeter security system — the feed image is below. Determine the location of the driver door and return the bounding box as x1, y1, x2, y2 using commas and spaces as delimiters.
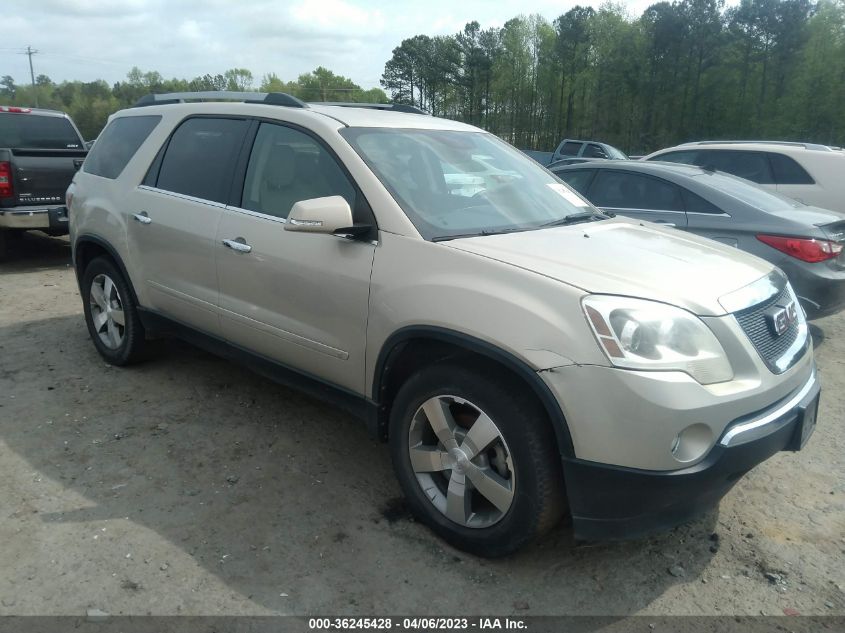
215, 121, 376, 393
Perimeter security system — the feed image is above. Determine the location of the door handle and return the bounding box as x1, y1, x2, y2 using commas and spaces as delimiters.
653, 220, 676, 227
222, 238, 252, 253
133, 212, 152, 225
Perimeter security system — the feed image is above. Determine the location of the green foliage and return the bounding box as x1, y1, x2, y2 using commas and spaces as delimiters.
0, 66, 387, 141
381, 0, 845, 152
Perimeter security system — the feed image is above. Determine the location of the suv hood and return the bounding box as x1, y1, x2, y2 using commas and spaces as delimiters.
444, 218, 773, 316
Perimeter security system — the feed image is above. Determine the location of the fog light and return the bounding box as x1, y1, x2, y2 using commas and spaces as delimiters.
671, 424, 714, 463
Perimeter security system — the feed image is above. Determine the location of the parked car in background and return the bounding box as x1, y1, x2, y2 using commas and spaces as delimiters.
552, 161, 845, 319
523, 138, 627, 167
0, 105, 88, 258
642, 141, 845, 214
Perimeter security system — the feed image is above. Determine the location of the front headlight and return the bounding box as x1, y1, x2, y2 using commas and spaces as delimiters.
582, 295, 733, 385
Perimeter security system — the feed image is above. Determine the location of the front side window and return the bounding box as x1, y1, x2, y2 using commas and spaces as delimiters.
583, 144, 608, 159
590, 171, 683, 211
0, 113, 83, 149
84, 115, 161, 180
155, 117, 248, 204
241, 122, 355, 219
341, 128, 599, 241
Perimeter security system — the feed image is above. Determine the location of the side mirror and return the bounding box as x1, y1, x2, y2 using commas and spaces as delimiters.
285, 196, 353, 234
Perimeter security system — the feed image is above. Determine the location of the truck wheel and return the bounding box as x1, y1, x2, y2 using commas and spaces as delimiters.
0, 230, 10, 260
81, 256, 148, 365
389, 362, 565, 557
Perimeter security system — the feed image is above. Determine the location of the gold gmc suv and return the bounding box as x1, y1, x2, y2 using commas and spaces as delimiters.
67, 92, 820, 556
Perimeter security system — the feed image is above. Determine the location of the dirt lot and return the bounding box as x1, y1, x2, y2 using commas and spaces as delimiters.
0, 232, 843, 618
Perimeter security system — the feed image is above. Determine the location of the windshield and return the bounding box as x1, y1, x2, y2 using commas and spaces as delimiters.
0, 113, 83, 149
341, 128, 598, 240
693, 171, 804, 211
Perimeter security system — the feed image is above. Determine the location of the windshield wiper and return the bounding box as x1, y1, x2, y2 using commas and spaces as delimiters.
432, 227, 530, 242
540, 211, 606, 228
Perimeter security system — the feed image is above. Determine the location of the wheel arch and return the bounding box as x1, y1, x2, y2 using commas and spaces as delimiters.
73, 234, 140, 307
372, 326, 575, 459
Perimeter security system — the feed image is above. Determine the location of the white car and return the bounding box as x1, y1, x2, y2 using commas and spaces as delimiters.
643, 141, 845, 213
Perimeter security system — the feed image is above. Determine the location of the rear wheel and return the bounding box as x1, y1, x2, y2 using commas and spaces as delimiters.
389, 362, 565, 557
81, 256, 148, 365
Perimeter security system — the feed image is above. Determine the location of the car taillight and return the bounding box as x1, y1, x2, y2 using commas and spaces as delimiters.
0, 161, 13, 198
757, 234, 843, 263
0, 106, 32, 113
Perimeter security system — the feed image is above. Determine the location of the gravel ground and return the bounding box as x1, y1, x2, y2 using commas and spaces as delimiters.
0, 232, 843, 618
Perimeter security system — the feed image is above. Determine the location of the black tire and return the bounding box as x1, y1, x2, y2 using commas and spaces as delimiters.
0, 229, 13, 260
389, 362, 566, 557
81, 256, 148, 365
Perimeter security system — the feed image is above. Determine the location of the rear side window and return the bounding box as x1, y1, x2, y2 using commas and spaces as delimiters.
0, 112, 83, 149
695, 150, 774, 184
769, 153, 814, 185
554, 169, 595, 195
84, 116, 161, 180
155, 117, 248, 204
241, 122, 355, 219
682, 189, 722, 214
559, 141, 582, 157
590, 171, 684, 211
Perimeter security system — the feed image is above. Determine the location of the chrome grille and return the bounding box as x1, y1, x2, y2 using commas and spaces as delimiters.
734, 284, 801, 373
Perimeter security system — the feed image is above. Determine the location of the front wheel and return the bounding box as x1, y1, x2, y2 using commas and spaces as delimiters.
389, 362, 565, 557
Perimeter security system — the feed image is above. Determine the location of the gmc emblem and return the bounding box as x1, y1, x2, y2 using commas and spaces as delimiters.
765, 301, 798, 336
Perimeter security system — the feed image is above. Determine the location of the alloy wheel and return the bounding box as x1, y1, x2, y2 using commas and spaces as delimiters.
408, 395, 515, 528
89, 273, 126, 350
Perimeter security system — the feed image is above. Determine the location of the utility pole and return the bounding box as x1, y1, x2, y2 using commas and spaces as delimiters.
25, 46, 39, 107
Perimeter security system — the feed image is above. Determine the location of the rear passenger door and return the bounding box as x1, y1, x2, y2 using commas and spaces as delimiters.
129, 116, 249, 335
215, 121, 376, 394
586, 170, 688, 228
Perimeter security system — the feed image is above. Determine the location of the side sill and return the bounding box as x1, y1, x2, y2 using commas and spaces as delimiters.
138, 308, 379, 430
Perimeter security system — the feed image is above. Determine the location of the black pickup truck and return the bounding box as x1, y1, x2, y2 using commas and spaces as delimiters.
0, 106, 88, 257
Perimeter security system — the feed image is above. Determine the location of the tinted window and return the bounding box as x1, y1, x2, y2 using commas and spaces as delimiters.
682, 189, 722, 214
156, 117, 248, 203
691, 172, 804, 211
650, 150, 699, 164
241, 123, 355, 219
559, 141, 582, 156
555, 169, 594, 195
0, 112, 83, 149
769, 153, 814, 185
695, 150, 774, 184
84, 116, 161, 180
590, 171, 683, 211
583, 144, 608, 158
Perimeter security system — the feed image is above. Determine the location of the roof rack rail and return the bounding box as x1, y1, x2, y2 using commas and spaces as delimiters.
132, 91, 308, 109
310, 102, 430, 115
682, 140, 832, 151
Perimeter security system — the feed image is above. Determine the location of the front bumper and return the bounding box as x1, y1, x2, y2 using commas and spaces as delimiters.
0, 205, 69, 234
564, 370, 820, 540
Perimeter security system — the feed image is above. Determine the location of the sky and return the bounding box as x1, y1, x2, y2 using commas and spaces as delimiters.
2, 0, 659, 92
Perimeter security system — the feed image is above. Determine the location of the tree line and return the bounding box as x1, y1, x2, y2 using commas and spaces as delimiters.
0, 66, 388, 141
380, 0, 845, 153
